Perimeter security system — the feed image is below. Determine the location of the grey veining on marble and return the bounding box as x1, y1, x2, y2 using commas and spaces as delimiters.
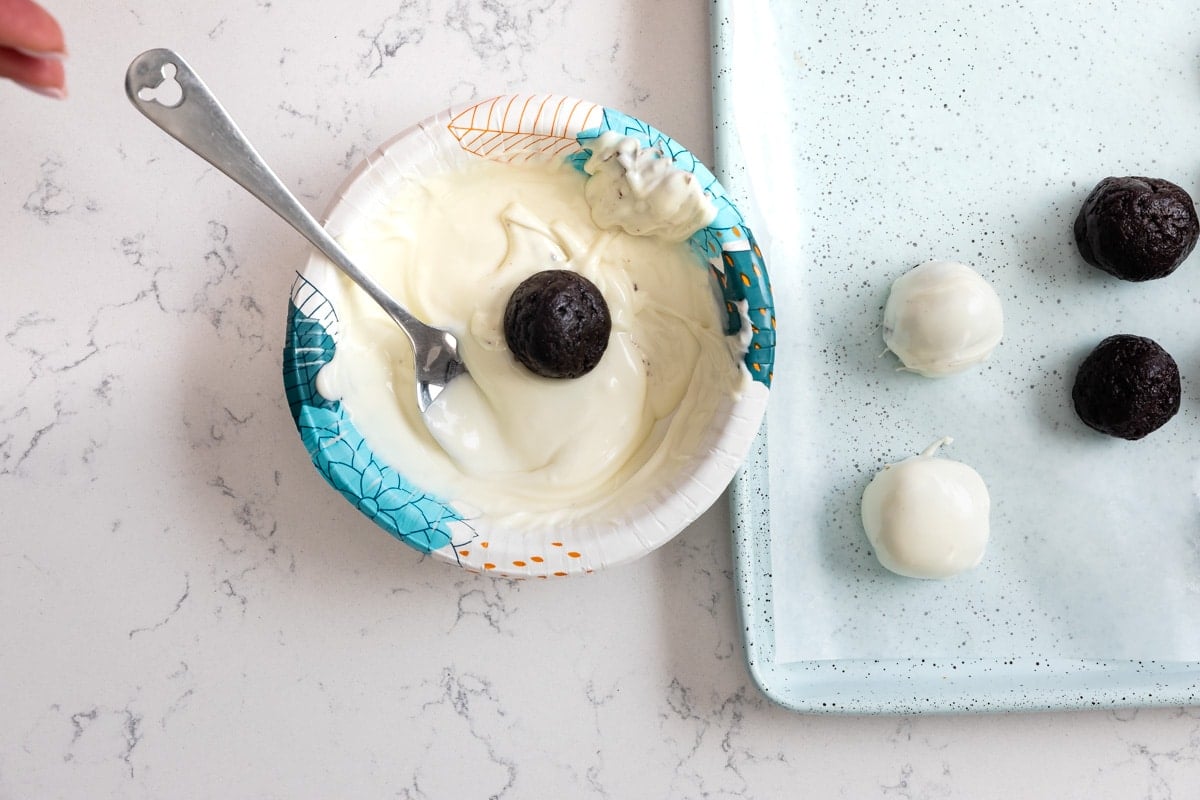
1, 0, 1199, 797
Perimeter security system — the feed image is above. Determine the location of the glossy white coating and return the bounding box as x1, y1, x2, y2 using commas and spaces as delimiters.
882, 260, 1004, 377
861, 437, 991, 579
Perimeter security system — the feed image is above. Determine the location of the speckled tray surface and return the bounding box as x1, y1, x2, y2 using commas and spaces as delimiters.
714, 0, 1200, 712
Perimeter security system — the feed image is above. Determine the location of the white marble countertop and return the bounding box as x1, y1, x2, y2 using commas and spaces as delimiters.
2, 1, 1199, 797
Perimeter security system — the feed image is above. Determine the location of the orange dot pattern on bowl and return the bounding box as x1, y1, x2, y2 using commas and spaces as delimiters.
459, 538, 586, 577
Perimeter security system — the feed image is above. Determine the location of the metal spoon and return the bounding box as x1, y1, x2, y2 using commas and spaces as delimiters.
125, 48, 466, 411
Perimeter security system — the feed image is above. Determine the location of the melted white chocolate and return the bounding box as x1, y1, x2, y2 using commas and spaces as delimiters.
316, 157, 743, 526
582, 131, 717, 242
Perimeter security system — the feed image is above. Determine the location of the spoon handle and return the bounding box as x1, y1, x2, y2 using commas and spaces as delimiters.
124, 48, 423, 338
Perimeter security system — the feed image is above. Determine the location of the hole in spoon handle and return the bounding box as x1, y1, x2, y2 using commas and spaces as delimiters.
124, 48, 264, 186
125, 49, 197, 123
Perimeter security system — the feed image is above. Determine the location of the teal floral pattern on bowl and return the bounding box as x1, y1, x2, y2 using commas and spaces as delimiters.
284, 276, 466, 554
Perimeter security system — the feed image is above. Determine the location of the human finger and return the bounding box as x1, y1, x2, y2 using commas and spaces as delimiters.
0, 45, 65, 96
0, 0, 65, 56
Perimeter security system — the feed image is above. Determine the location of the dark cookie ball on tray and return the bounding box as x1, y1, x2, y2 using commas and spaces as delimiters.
1073, 176, 1199, 281
1071, 334, 1181, 440
503, 269, 612, 379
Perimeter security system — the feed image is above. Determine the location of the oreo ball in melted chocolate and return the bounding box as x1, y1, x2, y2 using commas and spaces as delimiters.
503, 269, 612, 379
1071, 334, 1181, 440
1074, 176, 1199, 281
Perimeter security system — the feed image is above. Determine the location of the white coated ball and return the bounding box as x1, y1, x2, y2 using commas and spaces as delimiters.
861, 438, 991, 579
882, 260, 1004, 377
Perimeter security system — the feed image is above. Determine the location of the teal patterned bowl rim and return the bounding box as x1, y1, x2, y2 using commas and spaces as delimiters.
282, 94, 774, 577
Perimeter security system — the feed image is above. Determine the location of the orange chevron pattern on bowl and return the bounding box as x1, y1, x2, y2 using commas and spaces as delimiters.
447, 94, 604, 162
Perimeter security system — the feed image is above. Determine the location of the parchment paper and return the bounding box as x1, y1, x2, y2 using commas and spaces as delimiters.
721, 0, 1200, 662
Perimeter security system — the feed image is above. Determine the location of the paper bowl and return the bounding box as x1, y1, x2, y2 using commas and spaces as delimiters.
283, 94, 774, 577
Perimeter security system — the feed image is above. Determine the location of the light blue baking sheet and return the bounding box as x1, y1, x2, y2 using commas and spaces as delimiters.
714, 0, 1200, 712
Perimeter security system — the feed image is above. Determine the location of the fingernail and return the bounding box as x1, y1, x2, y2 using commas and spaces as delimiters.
14, 47, 68, 62
17, 82, 67, 99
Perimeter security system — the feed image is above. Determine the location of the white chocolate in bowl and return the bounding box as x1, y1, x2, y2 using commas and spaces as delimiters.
315, 153, 745, 529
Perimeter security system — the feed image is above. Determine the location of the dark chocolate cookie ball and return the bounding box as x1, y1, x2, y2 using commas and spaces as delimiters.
1074, 176, 1199, 281
1071, 334, 1180, 440
503, 270, 612, 379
